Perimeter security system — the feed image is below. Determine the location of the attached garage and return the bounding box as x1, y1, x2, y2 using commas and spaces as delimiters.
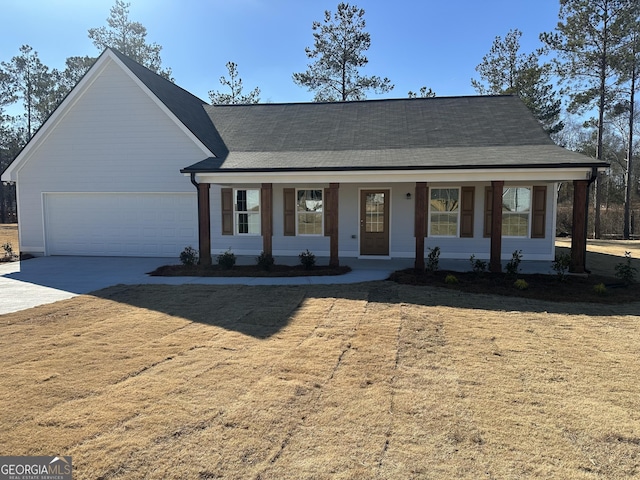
43, 193, 197, 257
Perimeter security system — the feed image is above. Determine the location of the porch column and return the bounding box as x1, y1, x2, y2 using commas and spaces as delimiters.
197, 182, 211, 266
489, 180, 504, 273
414, 182, 427, 271
329, 183, 340, 267
261, 183, 273, 255
570, 180, 589, 273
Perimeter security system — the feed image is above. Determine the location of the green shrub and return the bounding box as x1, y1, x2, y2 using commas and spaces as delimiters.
614, 252, 638, 286
179, 246, 198, 266
256, 251, 275, 271
514, 279, 529, 290
217, 248, 236, 269
552, 252, 571, 281
505, 250, 523, 276
445, 274, 458, 285
426, 246, 440, 272
469, 254, 487, 274
593, 283, 607, 295
299, 249, 316, 270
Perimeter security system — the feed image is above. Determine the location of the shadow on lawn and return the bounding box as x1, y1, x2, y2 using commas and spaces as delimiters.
89, 274, 639, 340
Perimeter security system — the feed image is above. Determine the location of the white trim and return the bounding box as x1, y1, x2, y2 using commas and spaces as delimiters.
550, 182, 559, 258
191, 166, 601, 186
18, 246, 45, 254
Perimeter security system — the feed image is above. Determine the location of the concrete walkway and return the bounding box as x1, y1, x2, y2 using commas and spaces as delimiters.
0, 255, 554, 315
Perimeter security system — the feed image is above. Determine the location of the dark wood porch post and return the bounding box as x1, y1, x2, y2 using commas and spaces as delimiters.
490, 180, 504, 273
329, 183, 340, 267
261, 183, 273, 255
415, 182, 427, 270
197, 182, 211, 266
570, 180, 589, 273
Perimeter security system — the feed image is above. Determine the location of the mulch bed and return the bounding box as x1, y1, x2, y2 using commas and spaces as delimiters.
388, 269, 638, 304
149, 264, 352, 278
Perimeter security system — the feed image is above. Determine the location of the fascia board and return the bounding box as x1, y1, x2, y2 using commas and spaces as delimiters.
189, 166, 602, 185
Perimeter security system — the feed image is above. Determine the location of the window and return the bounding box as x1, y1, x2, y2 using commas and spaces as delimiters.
502, 187, 531, 237
235, 189, 260, 235
297, 189, 323, 235
429, 188, 459, 236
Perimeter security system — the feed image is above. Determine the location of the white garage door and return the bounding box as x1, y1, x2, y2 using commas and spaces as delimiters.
44, 192, 198, 257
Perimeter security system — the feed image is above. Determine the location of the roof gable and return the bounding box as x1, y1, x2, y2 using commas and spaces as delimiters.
2, 49, 225, 182
109, 49, 227, 158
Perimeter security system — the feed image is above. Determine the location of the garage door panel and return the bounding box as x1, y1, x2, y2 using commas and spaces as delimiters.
44, 193, 198, 257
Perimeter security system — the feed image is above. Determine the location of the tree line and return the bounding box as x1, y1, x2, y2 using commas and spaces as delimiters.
1, 1, 639, 240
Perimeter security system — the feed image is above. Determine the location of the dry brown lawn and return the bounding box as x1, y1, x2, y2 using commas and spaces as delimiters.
1, 225, 639, 478
2, 270, 640, 478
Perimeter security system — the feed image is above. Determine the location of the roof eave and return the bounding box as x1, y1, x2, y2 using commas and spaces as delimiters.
181, 161, 609, 175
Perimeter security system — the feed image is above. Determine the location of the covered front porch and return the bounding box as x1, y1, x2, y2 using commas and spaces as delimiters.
187, 171, 596, 275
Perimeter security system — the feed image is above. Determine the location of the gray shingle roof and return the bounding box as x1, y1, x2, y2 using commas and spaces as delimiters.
180, 95, 605, 173
203, 95, 555, 152
108, 49, 604, 173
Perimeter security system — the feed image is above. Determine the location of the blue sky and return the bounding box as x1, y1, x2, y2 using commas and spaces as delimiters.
3, 0, 562, 104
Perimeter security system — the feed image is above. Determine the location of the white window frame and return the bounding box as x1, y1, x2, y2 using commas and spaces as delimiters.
234, 188, 261, 236
428, 187, 460, 237
502, 186, 531, 238
296, 188, 324, 236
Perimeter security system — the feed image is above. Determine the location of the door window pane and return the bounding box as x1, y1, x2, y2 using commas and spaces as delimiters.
366, 193, 385, 233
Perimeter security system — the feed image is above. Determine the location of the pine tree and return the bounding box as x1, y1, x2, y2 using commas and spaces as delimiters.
208, 62, 260, 104
293, 3, 393, 102
88, 0, 172, 80
541, 0, 633, 238
472, 29, 563, 135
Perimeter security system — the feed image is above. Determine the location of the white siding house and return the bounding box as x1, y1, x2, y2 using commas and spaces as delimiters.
2, 48, 608, 273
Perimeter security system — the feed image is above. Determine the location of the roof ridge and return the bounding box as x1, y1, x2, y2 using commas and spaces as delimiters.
206, 93, 520, 108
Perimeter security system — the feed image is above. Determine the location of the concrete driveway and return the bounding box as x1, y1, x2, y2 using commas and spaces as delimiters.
0, 256, 401, 315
